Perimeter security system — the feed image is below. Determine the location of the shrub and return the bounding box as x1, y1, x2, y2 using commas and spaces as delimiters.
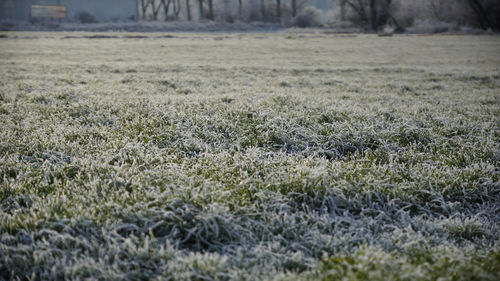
77, 11, 98, 24
406, 19, 457, 33
293, 6, 322, 28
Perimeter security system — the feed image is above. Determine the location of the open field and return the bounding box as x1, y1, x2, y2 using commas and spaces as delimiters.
0, 32, 499, 280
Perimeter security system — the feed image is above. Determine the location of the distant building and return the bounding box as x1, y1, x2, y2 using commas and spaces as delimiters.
0, 0, 138, 22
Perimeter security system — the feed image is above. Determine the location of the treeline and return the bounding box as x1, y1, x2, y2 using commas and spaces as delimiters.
139, 0, 500, 31
339, 0, 500, 31
139, 0, 328, 25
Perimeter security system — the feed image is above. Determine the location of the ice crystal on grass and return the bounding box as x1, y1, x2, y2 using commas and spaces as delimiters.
0, 32, 499, 280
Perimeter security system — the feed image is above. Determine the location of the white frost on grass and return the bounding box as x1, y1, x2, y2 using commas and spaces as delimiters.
0, 32, 499, 280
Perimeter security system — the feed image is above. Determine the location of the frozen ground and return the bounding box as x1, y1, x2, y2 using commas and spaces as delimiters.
0, 32, 499, 280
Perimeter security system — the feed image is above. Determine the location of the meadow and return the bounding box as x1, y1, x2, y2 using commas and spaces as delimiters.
0, 32, 499, 280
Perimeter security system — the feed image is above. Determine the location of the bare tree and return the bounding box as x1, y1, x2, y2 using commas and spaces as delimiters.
173, 0, 181, 19
340, 0, 402, 30
345, 0, 368, 25
186, 0, 192, 21
467, 0, 491, 29
161, 0, 171, 19
261, 0, 266, 19
198, 0, 204, 19
408, 0, 497, 31
239, 0, 243, 19
428, 0, 441, 20
140, 0, 150, 20
207, 0, 214, 19
150, 0, 163, 20
292, 0, 311, 18
159, 0, 181, 20
221, 0, 232, 22
276, 0, 281, 20
339, 0, 346, 21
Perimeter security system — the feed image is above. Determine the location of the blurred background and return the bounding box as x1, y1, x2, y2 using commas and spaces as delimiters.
0, 0, 499, 32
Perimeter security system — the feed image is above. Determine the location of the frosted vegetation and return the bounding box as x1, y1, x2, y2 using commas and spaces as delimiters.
0, 32, 499, 280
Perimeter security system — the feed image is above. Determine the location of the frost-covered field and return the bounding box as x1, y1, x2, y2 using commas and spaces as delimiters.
0, 32, 499, 280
